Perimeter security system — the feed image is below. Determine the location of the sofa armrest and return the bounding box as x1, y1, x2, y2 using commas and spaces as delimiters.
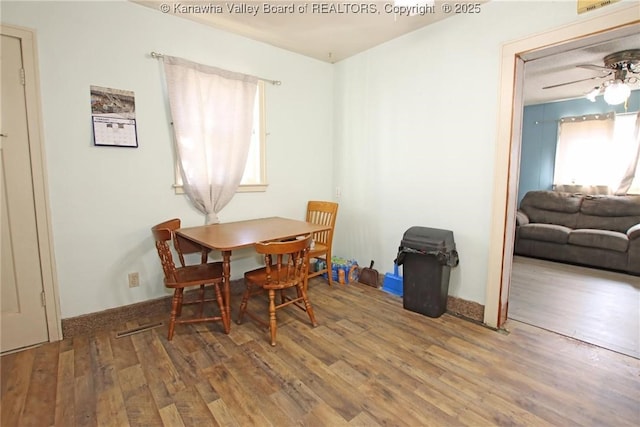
516, 210, 529, 226
628, 224, 640, 276
627, 223, 640, 240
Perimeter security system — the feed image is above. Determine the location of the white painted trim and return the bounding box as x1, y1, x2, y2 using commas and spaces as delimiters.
485, 6, 640, 328
1, 24, 63, 341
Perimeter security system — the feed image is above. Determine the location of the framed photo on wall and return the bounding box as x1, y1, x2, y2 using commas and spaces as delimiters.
90, 85, 138, 147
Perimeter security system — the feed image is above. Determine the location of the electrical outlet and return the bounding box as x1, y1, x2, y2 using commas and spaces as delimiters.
128, 272, 140, 288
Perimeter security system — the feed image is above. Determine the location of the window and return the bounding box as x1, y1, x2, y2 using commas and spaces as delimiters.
174, 81, 267, 193
239, 81, 267, 191
553, 112, 640, 195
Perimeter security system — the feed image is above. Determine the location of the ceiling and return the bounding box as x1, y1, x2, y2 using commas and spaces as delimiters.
133, 1, 638, 105
524, 32, 640, 105
133, 0, 489, 63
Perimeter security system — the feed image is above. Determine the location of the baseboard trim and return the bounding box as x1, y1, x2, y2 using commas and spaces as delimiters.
61, 296, 172, 339
61, 279, 247, 339
61, 282, 485, 338
447, 296, 485, 323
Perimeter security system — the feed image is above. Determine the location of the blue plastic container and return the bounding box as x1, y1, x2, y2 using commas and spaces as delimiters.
382, 263, 403, 296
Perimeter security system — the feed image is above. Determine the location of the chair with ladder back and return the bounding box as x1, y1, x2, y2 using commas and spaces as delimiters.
306, 201, 339, 286
237, 235, 316, 346
151, 218, 229, 340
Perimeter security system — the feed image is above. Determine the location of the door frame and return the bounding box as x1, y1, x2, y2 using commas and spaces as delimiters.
1, 24, 62, 343
484, 5, 640, 328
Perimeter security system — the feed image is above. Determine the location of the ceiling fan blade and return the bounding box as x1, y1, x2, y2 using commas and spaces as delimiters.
542, 73, 610, 90
576, 64, 611, 72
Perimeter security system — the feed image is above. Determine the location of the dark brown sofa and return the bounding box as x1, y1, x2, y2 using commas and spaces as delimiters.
514, 191, 640, 276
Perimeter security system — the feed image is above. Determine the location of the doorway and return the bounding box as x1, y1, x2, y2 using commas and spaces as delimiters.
507, 30, 640, 358
484, 5, 640, 329
1, 25, 61, 353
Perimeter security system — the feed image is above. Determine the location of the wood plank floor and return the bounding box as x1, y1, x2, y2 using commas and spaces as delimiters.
2, 278, 639, 426
509, 256, 640, 359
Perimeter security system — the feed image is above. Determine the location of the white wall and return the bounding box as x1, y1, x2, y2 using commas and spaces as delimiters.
2, 1, 334, 318
3, 0, 636, 320
332, 0, 637, 305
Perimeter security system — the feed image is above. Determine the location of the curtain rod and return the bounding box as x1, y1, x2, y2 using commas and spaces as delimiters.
150, 51, 281, 86
534, 110, 638, 125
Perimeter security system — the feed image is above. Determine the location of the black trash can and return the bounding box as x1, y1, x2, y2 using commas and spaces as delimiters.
396, 227, 459, 318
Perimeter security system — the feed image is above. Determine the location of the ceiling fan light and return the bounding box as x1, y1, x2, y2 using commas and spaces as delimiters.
603, 80, 631, 105
586, 87, 600, 102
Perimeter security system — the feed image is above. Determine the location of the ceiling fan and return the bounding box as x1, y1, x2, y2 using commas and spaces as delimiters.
543, 49, 640, 105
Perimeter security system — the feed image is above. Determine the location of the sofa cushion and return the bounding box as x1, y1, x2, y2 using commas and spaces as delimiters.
521, 191, 584, 213
568, 229, 629, 253
520, 191, 583, 228
580, 195, 640, 216
518, 223, 571, 244
577, 214, 640, 234
576, 195, 640, 233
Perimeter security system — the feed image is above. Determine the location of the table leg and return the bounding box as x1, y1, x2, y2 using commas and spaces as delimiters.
222, 250, 232, 333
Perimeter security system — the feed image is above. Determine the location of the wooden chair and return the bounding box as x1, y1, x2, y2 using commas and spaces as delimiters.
306, 201, 339, 286
237, 235, 317, 346
152, 218, 229, 340
155, 218, 211, 266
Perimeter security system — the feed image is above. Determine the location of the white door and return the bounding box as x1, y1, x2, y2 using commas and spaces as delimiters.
1, 32, 50, 352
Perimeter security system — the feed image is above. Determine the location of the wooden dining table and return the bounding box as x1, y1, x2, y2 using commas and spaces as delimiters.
176, 217, 332, 332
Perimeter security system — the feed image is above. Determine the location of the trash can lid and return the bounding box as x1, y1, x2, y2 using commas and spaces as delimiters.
401, 226, 456, 252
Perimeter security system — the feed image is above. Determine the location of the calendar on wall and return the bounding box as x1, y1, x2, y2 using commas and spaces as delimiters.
577, 0, 620, 14
90, 85, 138, 148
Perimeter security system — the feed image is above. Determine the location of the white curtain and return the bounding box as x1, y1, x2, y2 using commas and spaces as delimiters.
163, 55, 258, 224
614, 112, 640, 195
